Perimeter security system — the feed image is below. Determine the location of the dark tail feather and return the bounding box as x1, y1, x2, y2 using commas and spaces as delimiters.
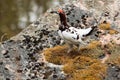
83, 26, 97, 37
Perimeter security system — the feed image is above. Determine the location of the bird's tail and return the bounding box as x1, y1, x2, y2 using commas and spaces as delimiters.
83, 25, 97, 37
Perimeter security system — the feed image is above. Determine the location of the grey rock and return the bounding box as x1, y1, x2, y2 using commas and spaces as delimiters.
0, 0, 120, 80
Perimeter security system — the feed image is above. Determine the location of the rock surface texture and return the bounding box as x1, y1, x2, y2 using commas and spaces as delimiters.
0, 0, 120, 80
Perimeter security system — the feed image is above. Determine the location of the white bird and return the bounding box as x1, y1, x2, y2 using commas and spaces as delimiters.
51, 9, 97, 53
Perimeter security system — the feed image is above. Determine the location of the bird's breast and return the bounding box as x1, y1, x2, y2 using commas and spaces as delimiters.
58, 29, 81, 44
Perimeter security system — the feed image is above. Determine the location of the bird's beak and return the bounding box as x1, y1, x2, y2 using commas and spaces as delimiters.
50, 11, 59, 14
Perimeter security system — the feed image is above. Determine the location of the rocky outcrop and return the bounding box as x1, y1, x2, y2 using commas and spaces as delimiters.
0, 0, 120, 80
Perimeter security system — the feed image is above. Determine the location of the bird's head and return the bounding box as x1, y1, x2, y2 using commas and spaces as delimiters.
58, 9, 64, 14
50, 9, 68, 27
50, 9, 65, 15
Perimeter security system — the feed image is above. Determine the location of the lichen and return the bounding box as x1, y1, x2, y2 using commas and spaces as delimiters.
99, 22, 111, 30
108, 29, 119, 34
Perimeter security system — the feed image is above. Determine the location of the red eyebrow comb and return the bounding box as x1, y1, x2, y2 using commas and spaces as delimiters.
58, 9, 64, 13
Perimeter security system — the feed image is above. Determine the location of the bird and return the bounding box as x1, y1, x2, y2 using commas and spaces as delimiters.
51, 9, 97, 53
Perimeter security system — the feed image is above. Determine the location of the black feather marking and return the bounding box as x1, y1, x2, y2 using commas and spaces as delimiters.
72, 37, 75, 39
71, 31, 74, 34
58, 10, 70, 31
83, 26, 96, 37
77, 35, 79, 40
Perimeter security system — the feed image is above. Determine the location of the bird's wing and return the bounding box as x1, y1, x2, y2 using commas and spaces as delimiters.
58, 30, 64, 39
77, 27, 93, 37
62, 31, 77, 40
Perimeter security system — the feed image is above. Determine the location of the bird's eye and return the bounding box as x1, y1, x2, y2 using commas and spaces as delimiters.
50, 11, 58, 14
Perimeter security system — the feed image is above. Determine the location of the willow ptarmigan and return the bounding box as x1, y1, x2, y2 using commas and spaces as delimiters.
51, 9, 97, 53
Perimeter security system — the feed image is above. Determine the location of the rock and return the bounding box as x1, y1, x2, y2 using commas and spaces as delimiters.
0, 0, 120, 80
104, 65, 120, 80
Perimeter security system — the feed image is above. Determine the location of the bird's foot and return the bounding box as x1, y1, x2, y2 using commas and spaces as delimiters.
67, 44, 73, 54
67, 49, 72, 54
77, 48, 80, 53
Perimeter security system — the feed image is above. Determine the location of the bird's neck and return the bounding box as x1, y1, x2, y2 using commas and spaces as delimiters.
59, 13, 69, 31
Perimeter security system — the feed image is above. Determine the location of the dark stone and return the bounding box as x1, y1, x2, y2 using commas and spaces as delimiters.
81, 15, 85, 19
31, 76, 36, 79
0, 62, 3, 65
26, 65, 31, 69
71, 23, 74, 26
67, 18, 69, 22
3, 50, 8, 55
27, 53, 33, 57
34, 21, 40, 25
53, 74, 58, 78
40, 62, 45, 66
76, 20, 80, 23
66, 11, 71, 15
72, 15, 75, 17
17, 69, 23, 73
4, 67, 8, 70
7, 39, 14, 43
4, 55, 10, 58
103, 20, 107, 24
56, 40, 60, 44
15, 56, 21, 61
6, 78, 10, 80
35, 63, 40, 67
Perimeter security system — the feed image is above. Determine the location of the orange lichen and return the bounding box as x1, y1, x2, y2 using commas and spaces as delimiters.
99, 21, 111, 30
108, 29, 119, 34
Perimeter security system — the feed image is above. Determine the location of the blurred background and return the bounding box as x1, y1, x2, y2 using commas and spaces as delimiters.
0, 0, 68, 40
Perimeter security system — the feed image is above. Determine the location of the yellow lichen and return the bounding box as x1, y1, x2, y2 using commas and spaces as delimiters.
108, 29, 119, 34
99, 21, 111, 30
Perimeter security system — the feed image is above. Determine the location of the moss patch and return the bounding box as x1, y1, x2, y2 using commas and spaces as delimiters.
43, 39, 120, 80
43, 43, 110, 80
63, 56, 106, 80
43, 45, 71, 65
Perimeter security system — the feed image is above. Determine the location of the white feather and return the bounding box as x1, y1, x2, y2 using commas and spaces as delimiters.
58, 27, 93, 45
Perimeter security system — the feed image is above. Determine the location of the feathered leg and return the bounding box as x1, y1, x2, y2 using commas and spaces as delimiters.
67, 44, 73, 53
101, 53, 110, 63
101, 45, 111, 63
78, 44, 81, 52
